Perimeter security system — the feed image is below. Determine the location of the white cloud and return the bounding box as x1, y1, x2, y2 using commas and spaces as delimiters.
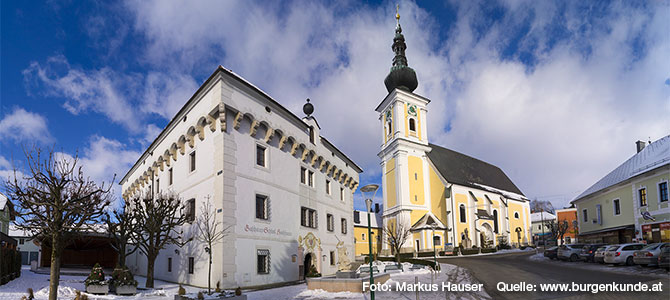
109, 1, 670, 209
0, 107, 53, 144
141, 123, 163, 147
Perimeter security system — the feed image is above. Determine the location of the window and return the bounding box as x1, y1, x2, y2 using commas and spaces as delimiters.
514, 212, 519, 219
459, 204, 466, 223
326, 180, 331, 195
659, 182, 668, 202
341, 218, 347, 234
327, 214, 334, 232
308, 170, 314, 187
409, 118, 416, 132
19, 239, 24, 245
639, 188, 647, 206
257, 249, 270, 274
330, 251, 335, 265
188, 257, 194, 274
583, 209, 588, 222
156, 178, 160, 193
189, 151, 196, 172
168, 257, 172, 272
256, 144, 266, 167
613, 199, 621, 215
340, 187, 345, 201
186, 198, 196, 223
301, 207, 317, 228
256, 194, 268, 220
493, 210, 499, 233
361, 233, 366, 241
433, 235, 440, 247
301, 167, 306, 184
168, 168, 173, 185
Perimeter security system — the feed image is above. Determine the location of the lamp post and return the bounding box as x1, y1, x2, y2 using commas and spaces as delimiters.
431, 223, 438, 271
361, 184, 379, 300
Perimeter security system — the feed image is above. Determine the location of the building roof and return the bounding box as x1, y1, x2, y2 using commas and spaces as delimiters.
573, 135, 670, 202
0, 192, 7, 210
530, 212, 556, 223
426, 143, 525, 196
121, 65, 362, 184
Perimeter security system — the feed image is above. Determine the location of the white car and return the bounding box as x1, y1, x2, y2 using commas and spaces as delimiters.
557, 244, 585, 261
603, 243, 644, 265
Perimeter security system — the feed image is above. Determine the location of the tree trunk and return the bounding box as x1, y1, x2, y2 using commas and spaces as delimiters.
208, 252, 212, 294
146, 254, 156, 288
48, 236, 61, 300
118, 243, 126, 268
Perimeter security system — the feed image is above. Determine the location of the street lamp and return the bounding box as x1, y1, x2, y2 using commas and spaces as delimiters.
361, 184, 379, 300
430, 223, 438, 271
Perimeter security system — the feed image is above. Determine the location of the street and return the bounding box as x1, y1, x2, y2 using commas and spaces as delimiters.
438, 251, 670, 300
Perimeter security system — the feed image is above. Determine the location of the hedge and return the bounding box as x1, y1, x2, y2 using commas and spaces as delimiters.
0, 248, 21, 285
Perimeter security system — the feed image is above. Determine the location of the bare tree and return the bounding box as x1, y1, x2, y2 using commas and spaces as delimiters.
545, 220, 569, 245
130, 191, 191, 288
3, 147, 113, 300
104, 200, 139, 267
195, 196, 231, 294
383, 220, 412, 264
530, 199, 555, 214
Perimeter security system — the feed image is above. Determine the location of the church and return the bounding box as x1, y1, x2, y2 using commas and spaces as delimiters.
377, 12, 532, 255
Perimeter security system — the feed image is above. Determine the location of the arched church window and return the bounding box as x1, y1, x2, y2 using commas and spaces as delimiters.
459, 204, 466, 223
409, 118, 416, 133
493, 210, 499, 233
514, 212, 520, 219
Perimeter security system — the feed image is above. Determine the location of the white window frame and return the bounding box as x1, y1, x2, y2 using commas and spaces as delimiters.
255, 143, 268, 168
408, 117, 417, 135
340, 187, 345, 202
658, 180, 669, 203
255, 194, 269, 221
326, 180, 331, 195
638, 187, 647, 207
613, 198, 621, 216
514, 212, 519, 219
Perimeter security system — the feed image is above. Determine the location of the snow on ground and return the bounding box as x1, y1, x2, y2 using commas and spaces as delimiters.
2, 264, 490, 300
437, 247, 535, 259
527, 253, 669, 277
0, 266, 215, 300
247, 263, 490, 300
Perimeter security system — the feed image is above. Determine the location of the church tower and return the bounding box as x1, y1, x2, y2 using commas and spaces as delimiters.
376, 8, 437, 254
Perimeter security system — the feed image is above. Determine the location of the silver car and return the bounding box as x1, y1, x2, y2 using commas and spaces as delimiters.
593, 245, 613, 264
633, 243, 670, 266
604, 243, 644, 265
558, 244, 586, 262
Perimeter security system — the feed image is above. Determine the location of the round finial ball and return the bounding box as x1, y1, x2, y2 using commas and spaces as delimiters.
303, 98, 314, 116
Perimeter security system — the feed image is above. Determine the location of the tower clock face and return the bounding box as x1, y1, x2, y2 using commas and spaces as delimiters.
408, 104, 417, 116
385, 110, 392, 122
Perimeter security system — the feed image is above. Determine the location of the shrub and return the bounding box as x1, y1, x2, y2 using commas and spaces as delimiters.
113, 267, 137, 287
481, 248, 497, 253
197, 292, 204, 299
84, 263, 106, 286
178, 285, 186, 295
461, 249, 480, 255
305, 264, 321, 277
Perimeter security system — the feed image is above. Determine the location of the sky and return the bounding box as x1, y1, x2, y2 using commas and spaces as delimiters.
1, 0, 669, 211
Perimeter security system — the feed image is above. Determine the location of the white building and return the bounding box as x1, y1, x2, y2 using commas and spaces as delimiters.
9, 225, 41, 266
120, 66, 362, 288
530, 212, 556, 245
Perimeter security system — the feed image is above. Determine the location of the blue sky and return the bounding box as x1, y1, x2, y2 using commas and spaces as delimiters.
1, 0, 669, 211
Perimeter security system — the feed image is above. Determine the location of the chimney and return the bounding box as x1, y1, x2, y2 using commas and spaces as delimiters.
636, 140, 646, 153
354, 211, 360, 223
375, 203, 380, 213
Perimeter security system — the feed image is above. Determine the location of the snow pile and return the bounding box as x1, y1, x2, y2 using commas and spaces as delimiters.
295, 289, 360, 299
528, 252, 546, 261
471, 183, 528, 201
33, 285, 79, 299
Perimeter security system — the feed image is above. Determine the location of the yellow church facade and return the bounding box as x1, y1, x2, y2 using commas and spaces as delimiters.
375, 14, 531, 255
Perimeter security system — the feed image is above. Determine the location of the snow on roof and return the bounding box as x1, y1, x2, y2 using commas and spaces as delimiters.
530, 212, 556, 222
472, 183, 529, 202
574, 135, 670, 202
8, 225, 32, 237
0, 192, 7, 210
353, 210, 382, 228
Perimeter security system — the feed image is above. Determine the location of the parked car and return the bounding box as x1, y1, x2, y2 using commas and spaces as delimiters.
633, 243, 669, 266
579, 244, 606, 262
558, 244, 586, 262
658, 247, 670, 270
544, 246, 558, 260
604, 243, 644, 265
593, 245, 613, 264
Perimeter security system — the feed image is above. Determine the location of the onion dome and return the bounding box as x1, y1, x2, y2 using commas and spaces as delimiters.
384, 6, 418, 93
